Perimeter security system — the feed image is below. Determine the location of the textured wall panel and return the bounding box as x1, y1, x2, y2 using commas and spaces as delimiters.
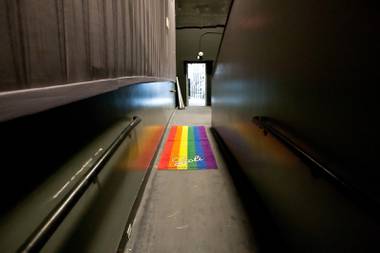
21, 0, 65, 86
63, 0, 91, 81
0, 0, 18, 90
0, 0, 176, 92
88, 0, 108, 78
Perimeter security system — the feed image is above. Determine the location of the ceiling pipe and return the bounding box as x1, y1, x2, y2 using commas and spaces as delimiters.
197, 32, 223, 59
176, 24, 225, 30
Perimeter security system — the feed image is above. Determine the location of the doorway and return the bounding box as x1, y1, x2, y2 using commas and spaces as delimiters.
187, 63, 207, 106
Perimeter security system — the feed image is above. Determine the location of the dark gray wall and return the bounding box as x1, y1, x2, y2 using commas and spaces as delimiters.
0, 81, 175, 252
212, 0, 380, 252
176, 28, 223, 105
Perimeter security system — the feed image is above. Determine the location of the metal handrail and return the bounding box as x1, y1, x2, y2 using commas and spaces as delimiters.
18, 116, 142, 253
252, 116, 344, 183
251, 116, 377, 206
252, 116, 380, 219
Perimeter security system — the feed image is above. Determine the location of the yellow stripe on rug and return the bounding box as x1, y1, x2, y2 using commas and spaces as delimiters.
178, 126, 188, 169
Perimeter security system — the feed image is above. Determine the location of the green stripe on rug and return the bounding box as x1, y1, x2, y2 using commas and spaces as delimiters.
187, 126, 197, 169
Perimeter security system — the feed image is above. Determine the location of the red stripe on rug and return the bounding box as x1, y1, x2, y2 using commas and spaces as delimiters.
158, 126, 177, 169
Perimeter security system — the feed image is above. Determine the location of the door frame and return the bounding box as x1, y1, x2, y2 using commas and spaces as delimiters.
183, 60, 213, 106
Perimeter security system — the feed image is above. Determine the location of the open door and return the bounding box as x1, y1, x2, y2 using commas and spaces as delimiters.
186, 62, 207, 106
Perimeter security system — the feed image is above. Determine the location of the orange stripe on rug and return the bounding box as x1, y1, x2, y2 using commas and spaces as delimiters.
168, 126, 182, 169
158, 126, 177, 169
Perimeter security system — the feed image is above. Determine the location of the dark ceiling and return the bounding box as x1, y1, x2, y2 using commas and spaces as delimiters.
175, 0, 232, 28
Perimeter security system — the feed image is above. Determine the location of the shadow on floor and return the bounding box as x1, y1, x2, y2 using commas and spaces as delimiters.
210, 127, 290, 253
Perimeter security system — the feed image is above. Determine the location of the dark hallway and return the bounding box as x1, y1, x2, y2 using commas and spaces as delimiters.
0, 0, 379, 252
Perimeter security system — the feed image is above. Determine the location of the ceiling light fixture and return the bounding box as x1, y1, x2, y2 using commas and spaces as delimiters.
197, 51, 204, 60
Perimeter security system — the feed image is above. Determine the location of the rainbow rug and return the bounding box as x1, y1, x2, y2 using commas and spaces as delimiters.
158, 126, 217, 170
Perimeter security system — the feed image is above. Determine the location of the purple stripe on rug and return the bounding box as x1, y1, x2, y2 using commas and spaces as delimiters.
198, 126, 217, 168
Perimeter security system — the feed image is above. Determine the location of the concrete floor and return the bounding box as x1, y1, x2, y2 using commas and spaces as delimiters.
125, 107, 257, 253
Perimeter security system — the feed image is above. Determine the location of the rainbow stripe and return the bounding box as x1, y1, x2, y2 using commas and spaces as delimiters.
158, 126, 217, 170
